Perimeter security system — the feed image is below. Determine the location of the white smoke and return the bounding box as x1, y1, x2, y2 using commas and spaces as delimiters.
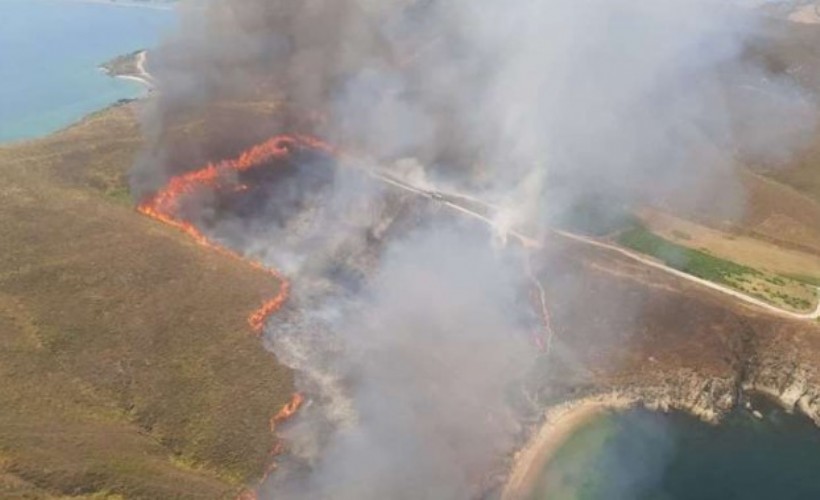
134, 0, 816, 498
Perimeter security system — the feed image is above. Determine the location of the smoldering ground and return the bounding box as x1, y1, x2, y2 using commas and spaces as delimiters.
262, 227, 535, 499
133, 0, 817, 498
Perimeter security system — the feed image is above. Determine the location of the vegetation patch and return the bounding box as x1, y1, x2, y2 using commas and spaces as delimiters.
788, 274, 820, 288
618, 225, 756, 284
617, 224, 818, 313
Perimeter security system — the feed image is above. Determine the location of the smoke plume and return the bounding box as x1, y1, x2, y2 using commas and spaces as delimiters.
133, 0, 816, 498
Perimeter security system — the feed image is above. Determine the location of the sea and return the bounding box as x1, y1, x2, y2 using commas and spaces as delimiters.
0, 0, 175, 142
529, 399, 820, 500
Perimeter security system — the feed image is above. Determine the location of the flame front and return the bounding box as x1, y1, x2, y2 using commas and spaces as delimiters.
270, 392, 305, 432
233, 394, 306, 500
138, 135, 322, 499
137, 134, 333, 334
139, 132, 552, 498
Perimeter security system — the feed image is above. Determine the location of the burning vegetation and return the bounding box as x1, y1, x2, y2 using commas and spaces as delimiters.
128, 1, 820, 498
136, 127, 557, 497
137, 134, 334, 333
137, 134, 330, 496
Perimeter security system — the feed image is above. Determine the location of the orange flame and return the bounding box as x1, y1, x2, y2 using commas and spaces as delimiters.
137, 134, 333, 334
138, 135, 319, 500
270, 392, 305, 432
235, 393, 305, 500
236, 490, 258, 500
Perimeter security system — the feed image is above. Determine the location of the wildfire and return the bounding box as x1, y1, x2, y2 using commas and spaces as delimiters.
234, 394, 305, 500
138, 135, 319, 500
139, 130, 553, 499
137, 134, 332, 334
270, 392, 305, 432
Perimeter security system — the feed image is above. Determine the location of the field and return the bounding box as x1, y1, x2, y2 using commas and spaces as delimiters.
639, 208, 820, 283
617, 224, 818, 313
0, 104, 293, 498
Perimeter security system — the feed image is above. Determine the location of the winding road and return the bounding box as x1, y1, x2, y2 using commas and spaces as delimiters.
365, 167, 820, 322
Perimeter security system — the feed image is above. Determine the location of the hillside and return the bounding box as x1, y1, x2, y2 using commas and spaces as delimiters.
746, 18, 820, 208
0, 104, 293, 498
3, 13, 820, 497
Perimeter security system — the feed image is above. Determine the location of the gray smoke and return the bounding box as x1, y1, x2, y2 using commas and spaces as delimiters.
133, 0, 816, 498
263, 228, 532, 499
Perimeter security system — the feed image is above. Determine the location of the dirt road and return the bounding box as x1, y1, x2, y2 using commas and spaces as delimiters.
366, 168, 820, 321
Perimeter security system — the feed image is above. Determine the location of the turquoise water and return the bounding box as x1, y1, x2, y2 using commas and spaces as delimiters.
0, 0, 175, 142
531, 402, 820, 500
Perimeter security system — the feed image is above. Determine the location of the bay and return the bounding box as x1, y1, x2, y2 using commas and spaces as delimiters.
531, 401, 820, 500
0, 0, 175, 142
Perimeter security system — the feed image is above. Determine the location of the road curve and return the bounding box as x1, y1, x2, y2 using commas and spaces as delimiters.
365, 167, 820, 321
553, 229, 820, 321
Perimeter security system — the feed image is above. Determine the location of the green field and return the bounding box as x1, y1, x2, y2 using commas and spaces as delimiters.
617, 225, 816, 312
618, 225, 757, 284
788, 274, 820, 288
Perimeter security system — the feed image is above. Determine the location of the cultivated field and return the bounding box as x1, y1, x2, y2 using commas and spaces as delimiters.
616, 223, 817, 313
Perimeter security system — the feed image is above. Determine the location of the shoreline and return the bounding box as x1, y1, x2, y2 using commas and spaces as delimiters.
502, 376, 820, 500
118, 50, 155, 90
2, 52, 154, 147
101, 50, 156, 91
502, 395, 636, 500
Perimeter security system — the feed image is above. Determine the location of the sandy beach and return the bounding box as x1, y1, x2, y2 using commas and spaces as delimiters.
502, 395, 636, 500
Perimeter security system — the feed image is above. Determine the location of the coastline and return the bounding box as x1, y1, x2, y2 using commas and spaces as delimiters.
502, 395, 636, 500
2, 51, 154, 147
502, 387, 820, 500
119, 50, 155, 89
502, 370, 820, 500
101, 50, 156, 91
0, 0, 172, 144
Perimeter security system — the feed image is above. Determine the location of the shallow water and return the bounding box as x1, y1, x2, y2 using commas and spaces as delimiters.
530, 400, 820, 500
0, 0, 175, 142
